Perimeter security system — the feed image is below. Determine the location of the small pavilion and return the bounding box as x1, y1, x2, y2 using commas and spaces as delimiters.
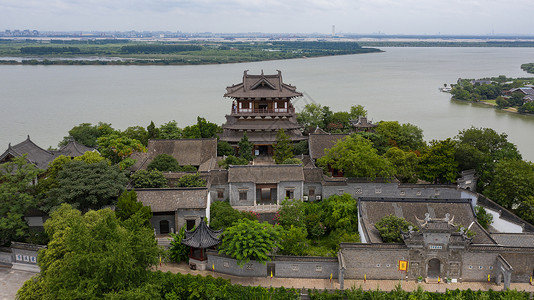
181, 218, 222, 270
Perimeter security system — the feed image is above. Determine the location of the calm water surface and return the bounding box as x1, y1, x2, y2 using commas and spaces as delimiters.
1, 47, 533, 161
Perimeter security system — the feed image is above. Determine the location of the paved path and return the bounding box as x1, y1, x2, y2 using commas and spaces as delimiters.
158, 262, 534, 293
0, 267, 37, 300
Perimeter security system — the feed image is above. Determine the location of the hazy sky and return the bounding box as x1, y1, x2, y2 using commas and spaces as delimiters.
1, 0, 533, 35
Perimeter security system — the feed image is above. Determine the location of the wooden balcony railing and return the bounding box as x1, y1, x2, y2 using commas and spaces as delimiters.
231, 107, 295, 114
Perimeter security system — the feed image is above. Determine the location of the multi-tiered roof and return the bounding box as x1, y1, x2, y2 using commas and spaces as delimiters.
220, 70, 306, 145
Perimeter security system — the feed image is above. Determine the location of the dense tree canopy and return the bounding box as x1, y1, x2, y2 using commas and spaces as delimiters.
384, 147, 419, 183
97, 134, 146, 169
375, 121, 425, 151
0, 156, 42, 246
455, 127, 521, 190
418, 139, 458, 184
46, 160, 128, 212
17, 204, 160, 299
317, 134, 395, 179
131, 170, 168, 188
147, 154, 181, 172
219, 218, 282, 266
209, 201, 256, 230
238, 133, 253, 161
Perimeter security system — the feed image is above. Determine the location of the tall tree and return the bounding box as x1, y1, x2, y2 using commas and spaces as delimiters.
122, 126, 149, 146
131, 170, 168, 188
115, 190, 152, 227
238, 133, 253, 161
317, 134, 395, 179
146, 121, 160, 140
349, 104, 367, 120
296, 103, 326, 131
384, 147, 419, 183
273, 129, 294, 164
418, 138, 458, 184
0, 156, 43, 246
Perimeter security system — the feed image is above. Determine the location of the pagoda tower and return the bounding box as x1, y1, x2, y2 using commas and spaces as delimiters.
220, 70, 306, 156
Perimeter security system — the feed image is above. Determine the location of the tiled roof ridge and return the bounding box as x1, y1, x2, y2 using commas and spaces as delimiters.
16, 135, 55, 155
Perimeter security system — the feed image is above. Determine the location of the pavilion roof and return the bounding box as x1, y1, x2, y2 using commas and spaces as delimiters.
182, 219, 222, 248
224, 70, 302, 99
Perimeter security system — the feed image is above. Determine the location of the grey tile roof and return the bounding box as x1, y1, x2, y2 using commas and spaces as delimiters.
208, 170, 229, 186
308, 133, 348, 160
224, 70, 302, 99
228, 165, 304, 184
0, 136, 56, 169
182, 219, 222, 248
55, 140, 96, 157
491, 233, 534, 248
358, 198, 496, 245
219, 130, 307, 144
135, 188, 208, 212
133, 138, 217, 170
303, 167, 324, 183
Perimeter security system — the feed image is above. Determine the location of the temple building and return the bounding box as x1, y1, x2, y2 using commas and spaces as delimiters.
220, 70, 306, 156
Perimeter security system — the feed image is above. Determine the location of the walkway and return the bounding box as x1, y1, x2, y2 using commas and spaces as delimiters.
158, 262, 534, 293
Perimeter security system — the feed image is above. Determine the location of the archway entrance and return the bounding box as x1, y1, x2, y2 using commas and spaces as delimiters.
427, 258, 440, 278
160, 220, 170, 234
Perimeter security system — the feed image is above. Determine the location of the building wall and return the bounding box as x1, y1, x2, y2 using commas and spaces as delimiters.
229, 182, 255, 206
485, 207, 524, 233
501, 251, 534, 282
303, 183, 322, 201
323, 183, 464, 200
210, 184, 229, 202
0, 249, 12, 266
151, 213, 175, 234
207, 252, 338, 279
176, 209, 206, 231
277, 181, 303, 203
461, 251, 499, 282
274, 256, 338, 279
341, 246, 410, 280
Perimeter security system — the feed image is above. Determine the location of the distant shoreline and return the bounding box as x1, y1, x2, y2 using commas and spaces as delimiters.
452, 98, 533, 116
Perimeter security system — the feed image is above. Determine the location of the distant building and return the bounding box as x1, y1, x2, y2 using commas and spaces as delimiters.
219, 70, 306, 156
0, 136, 95, 170
350, 116, 377, 133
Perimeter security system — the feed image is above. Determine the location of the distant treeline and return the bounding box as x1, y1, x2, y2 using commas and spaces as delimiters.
20, 46, 81, 54
120, 44, 202, 54
358, 41, 534, 47
50, 39, 129, 44
521, 63, 534, 74
270, 41, 363, 50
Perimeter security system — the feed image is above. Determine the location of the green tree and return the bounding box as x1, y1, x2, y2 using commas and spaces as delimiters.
46, 160, 128, 212
131, 170, 168, 188
209, 201, 256, 230
418, 138, 458, 184
496, 96, 510, 109
484, 159, 534, 212
296, 103, 327, 131
356, 131, 390, 155
375, 121, 425, 151
159, 120, 182, 139
455, 127, 521, 190
277, 199, 306, 229
317, 134, 395, 179
475, 206, 493, 230
73, 151, 106, 164
147, 154, 180, 172
282, 158, 303, 165
274, 129, 294, 164
375, 214, 418, 243
59, 123, 100, 147
146, 121, 160, 140
330, 111, 351, 131
219, 218, 282, 266
0, 156, 43, 246
238, 133, 253, 161
384, 147, 419, 183
177, 173, 206, 187
293, 140, 309, 155
322, 194, 358, 232
279, 225, 308, 256
218, 155, 249, 169
169, 227, 189, 263
97, 134, 146, 169
217, 140, 235, 156
349, 104, 367, 120
115, 190, 152, 227
122, 126, 149, 146
17, 203, 160, 299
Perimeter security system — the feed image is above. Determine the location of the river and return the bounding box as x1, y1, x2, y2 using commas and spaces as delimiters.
1, 47, 533, 161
